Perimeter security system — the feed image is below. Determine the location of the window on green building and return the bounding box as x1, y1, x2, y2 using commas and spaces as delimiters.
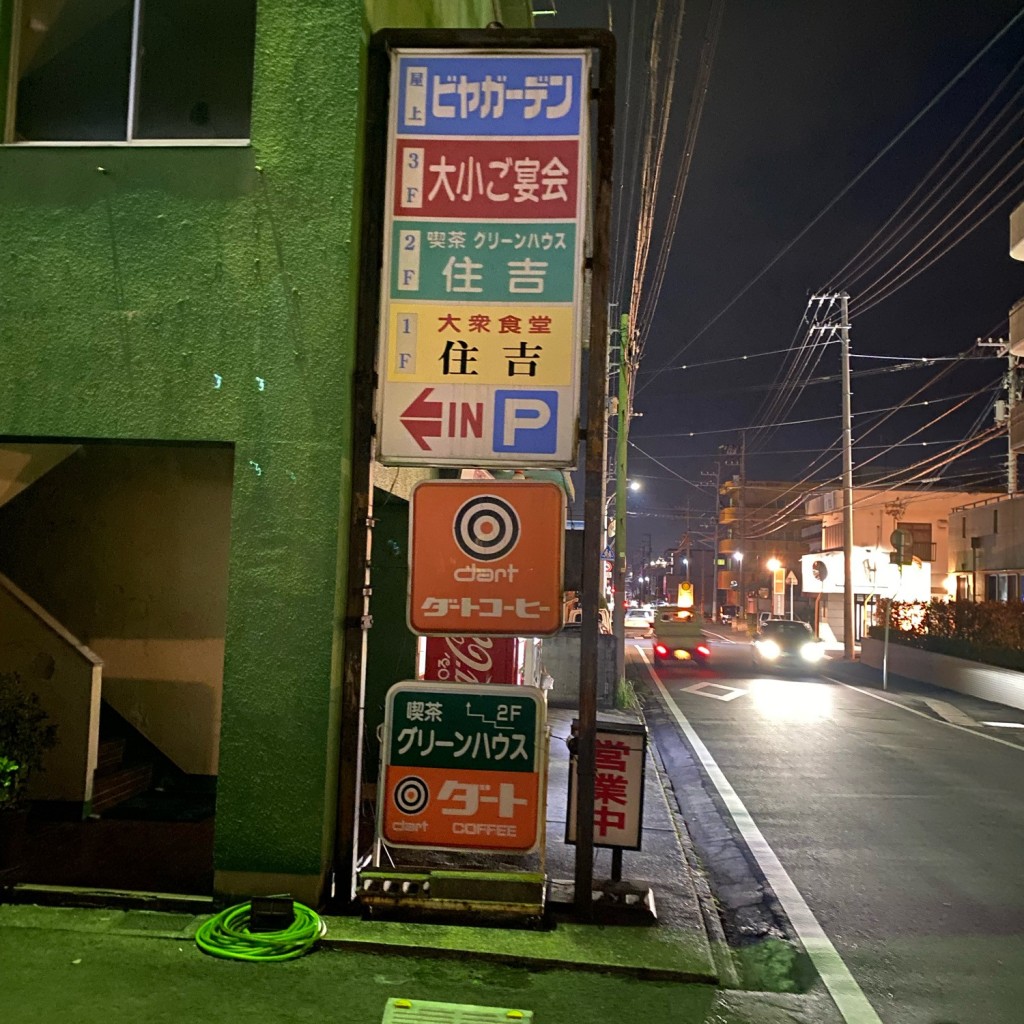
6, 0, 256, 143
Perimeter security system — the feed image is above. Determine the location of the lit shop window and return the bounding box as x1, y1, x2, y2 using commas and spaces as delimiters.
6, 0, 255, 143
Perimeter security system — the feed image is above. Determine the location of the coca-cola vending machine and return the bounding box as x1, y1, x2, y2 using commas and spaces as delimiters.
422, 636, 519, 684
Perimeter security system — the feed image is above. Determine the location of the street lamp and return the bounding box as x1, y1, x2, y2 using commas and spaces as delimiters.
604, 479, 640, 518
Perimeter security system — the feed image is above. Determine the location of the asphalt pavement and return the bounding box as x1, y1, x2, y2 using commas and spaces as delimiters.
633, 628, 1024, 1024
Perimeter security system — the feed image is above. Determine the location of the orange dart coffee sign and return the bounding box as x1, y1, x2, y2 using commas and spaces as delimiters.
409, 480, 564, 636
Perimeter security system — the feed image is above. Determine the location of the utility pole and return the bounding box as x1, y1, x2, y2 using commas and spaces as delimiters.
839, 294, 855, 660
613, 313, 630, 689
738, 430, 747, 627
811, 293, 855, 659
978, 337, 1016, 493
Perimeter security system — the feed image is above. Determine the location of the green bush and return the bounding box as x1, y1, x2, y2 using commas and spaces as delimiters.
0, 672, 58, 810
868, 599, 1024, 672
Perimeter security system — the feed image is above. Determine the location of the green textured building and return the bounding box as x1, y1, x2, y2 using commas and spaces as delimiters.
0, 0, 533, 905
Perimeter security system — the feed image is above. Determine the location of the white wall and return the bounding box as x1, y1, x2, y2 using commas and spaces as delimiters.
0, 572, 101, 807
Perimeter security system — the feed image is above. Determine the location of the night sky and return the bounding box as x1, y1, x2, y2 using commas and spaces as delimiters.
552, 1, 1024, 560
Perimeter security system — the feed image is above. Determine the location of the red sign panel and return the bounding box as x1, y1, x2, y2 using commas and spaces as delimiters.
423, 636, 518, 684
409, 480, 565, 636
394, 138, 579, 219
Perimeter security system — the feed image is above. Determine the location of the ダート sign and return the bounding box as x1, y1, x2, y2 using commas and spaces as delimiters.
409, 480, 564, 636
379, 682, 545, 853
376, 49, 591, 466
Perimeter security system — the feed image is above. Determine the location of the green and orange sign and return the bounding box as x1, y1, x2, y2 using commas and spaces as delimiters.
379, 682, 545, 853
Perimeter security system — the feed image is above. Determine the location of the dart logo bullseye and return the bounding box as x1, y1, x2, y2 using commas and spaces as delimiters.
394, 776, 429, 815
453, 495, 521, 562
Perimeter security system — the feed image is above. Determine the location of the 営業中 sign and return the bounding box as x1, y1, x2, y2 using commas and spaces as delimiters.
409, 480, 564, 636
376, 48, 591, 467
566, 720, 647, 851
379, 682, 545, 853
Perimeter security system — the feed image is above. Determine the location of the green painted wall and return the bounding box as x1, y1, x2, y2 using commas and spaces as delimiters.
363, 493, 416, 783
0, 0, 366, 890
0, 0, 533, 897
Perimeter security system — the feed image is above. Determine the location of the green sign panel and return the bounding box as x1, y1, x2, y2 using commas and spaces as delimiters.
390, 221, 577, 302
385, 683, 540, 773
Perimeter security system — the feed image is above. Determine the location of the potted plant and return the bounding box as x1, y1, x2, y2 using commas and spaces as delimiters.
0, 672, 58, 876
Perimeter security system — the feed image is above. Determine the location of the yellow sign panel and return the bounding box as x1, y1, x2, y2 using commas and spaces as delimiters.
677, 581, 693, 607
386, 303, 574, 385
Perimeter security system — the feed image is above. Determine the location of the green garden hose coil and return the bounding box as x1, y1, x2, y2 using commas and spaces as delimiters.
195, 901, 326, 962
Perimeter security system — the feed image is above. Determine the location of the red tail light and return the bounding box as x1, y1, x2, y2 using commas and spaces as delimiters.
696, 644, 710, 657
655, 644, 668, 656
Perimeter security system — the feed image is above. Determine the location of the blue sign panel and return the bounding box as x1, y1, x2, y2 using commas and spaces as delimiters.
492, 389, 559, 454
396, 55, 586, 136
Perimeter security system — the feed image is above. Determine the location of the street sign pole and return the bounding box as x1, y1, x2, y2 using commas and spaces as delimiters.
575, 34, 615, 920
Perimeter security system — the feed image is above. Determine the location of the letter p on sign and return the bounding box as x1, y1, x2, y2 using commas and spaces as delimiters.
493, 390, 558, 454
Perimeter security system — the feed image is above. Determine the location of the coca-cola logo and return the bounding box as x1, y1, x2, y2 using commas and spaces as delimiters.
434, 636, 495, 682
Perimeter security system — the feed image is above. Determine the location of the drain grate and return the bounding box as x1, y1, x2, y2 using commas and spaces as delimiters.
382, 998, 533, 1023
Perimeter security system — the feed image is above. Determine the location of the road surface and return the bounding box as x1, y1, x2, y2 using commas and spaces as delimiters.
634, 629, 1024, 1024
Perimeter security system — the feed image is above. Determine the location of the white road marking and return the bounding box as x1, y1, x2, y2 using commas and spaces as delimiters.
640, 649, 884, 1024
682, 680, 748, 701
831, 680, 1024, 753
921, 698, 979, 728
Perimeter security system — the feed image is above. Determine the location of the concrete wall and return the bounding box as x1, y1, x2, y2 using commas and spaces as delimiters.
541, 633, 617, 710
0, 573, 101, 809
862, 636, 1024, 712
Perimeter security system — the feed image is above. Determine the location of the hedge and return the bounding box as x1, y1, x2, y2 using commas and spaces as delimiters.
866, 599, 1024, 672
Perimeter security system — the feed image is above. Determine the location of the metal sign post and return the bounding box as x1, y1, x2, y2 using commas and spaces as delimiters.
359, 28, 615, 922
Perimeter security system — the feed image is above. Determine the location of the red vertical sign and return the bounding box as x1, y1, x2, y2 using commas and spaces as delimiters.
423, 636, 518, 684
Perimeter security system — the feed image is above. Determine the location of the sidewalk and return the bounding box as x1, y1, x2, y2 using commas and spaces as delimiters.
1, 704, 845, 1024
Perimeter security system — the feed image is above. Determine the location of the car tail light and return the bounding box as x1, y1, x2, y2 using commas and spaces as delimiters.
696, 644, 710, 657
655, 644, 668, 656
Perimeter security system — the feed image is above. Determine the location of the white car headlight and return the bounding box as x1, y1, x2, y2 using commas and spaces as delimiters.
800, 642, 824, 662
757, 639, 781, 660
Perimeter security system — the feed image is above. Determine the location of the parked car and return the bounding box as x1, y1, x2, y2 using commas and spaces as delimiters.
752, 619, 826, 674
624, 607, 653, 637
652, 606, 710, 666
719, 605, 739, 625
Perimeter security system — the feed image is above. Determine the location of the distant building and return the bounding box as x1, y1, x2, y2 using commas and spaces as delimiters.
950, 200, 1024, 601
716, 479, 814, 620
802, 487, 1000, 643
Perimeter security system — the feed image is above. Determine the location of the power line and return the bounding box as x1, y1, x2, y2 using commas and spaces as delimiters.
634, 5, 1024, 394
636, 389, 992, 439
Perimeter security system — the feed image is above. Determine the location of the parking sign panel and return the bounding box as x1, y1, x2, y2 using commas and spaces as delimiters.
376, 48, 590, 467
